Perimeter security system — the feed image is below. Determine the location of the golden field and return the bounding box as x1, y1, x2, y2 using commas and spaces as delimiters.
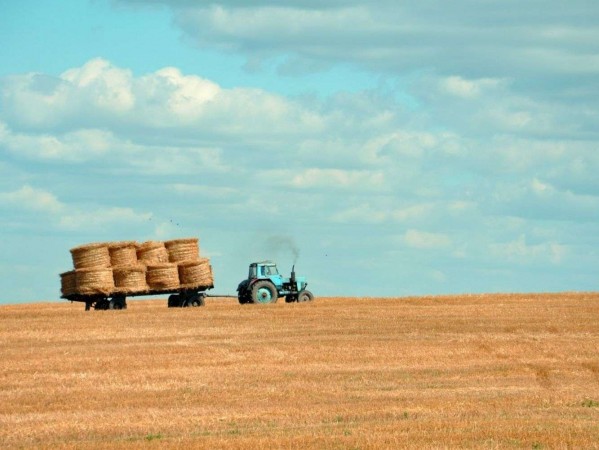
1, 293, 598, 449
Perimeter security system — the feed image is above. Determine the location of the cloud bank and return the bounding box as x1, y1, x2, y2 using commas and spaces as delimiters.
2, 55, 597, 298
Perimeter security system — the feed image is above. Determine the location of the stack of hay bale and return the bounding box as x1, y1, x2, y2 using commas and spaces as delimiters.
111, 241, 147, 294
165, 238, 214, 289
63, 243, 114, 296
60, 237, 213, 297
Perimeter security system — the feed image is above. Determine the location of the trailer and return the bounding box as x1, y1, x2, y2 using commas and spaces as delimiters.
60, 238, 214, 310
62, 283, 213, 311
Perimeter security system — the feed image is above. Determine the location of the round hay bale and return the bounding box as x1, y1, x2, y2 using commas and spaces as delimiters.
109, 241, 138, 267
70, 242, 111, 269
178, 258, 212, 288
60, 270, 77, 297
146, 263, 180, 290
113, 264, 148, 294
164, 238, 200, 263
75, 268, 114, 295
137, 241, 169, 264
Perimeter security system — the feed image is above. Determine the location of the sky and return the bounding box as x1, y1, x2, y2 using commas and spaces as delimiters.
1, 0, 598, 303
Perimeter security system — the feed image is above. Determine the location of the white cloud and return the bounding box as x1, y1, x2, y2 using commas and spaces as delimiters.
125, 0, 599, 96
488, 177, 599, 221
330, 200, 475, 228
391, 203, 434, 222
431, 269, 447, 283
170, 183, 238, 198
0, 184, 152, 233
0, 59, 325, 142
135, 66, 220, 122
404, 229, 452, 249
0, 185, 64, 214
490, 234, 567, 265
127, 146, 228, 175
331, 203, 388, 224
441, 76, 503, 99
531, 178, 551, 195
0, 73, 71, 128
1, 125, 114, 161
59, 207, 152, 231
287, 168, 385, 190
62, 58, 135, 112
153, 220, 181, 239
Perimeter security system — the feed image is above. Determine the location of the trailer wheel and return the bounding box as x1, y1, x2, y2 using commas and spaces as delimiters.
251, 281, 278, 304
95, 299, 109, 310
168, 294, 181, 308
185, 292, 204, 307
109, 295, 126, 310
297, 290, 314, 302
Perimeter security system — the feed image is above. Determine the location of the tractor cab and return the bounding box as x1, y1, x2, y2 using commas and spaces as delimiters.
249, 261, 279, 279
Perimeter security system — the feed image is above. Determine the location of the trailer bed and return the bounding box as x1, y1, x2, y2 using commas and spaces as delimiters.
62, 283, 214, 310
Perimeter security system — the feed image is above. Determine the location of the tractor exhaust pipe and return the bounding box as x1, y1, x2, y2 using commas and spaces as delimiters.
291, 264, 296, 290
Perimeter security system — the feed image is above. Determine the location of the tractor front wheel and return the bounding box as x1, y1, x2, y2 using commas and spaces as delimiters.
251, 281, 278, 304
297, 290, 314, 302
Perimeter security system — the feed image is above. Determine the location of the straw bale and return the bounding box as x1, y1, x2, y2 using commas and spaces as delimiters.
137, 241, 169, 264
76, 268, 114, 295
164, 238, 200, 263
109, 241, 138, 267
60, 271, 77, 297
113, 264, 148, 294
146, 263, 180, 290
177, 258, 213, 288
70, 242, 111, 269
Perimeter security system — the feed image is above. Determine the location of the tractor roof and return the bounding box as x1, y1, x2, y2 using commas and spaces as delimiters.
251, 261, 277, 266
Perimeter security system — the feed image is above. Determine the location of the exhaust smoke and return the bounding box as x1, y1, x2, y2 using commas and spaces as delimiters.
265, 235, 300, 264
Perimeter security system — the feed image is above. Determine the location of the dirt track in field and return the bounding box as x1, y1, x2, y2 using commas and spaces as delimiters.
1, 293, 598, 448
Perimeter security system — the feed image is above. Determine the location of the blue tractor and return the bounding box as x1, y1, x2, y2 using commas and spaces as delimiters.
237, 261, 314, 304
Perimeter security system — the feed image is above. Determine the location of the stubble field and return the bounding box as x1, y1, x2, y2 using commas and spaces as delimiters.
1, 293, 598, 449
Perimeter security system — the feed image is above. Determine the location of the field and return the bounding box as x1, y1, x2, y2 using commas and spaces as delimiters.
1, 293, 598, 449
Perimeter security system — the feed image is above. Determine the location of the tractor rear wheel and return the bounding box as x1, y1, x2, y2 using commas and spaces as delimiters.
297, 290, 314, 302
251, 281, 278, 304
238, 292, 251, 304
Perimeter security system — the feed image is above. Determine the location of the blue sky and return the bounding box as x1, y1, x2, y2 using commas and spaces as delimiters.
1, 0, 598, 303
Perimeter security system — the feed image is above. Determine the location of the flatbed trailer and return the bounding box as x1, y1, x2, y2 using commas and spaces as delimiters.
62, 283, 213, 311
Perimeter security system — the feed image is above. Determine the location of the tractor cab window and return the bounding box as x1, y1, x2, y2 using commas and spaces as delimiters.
265, 265, 279, 275
249, 266, 257, 279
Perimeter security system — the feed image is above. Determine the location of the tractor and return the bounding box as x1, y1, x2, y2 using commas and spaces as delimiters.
237, 261, 314, 304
